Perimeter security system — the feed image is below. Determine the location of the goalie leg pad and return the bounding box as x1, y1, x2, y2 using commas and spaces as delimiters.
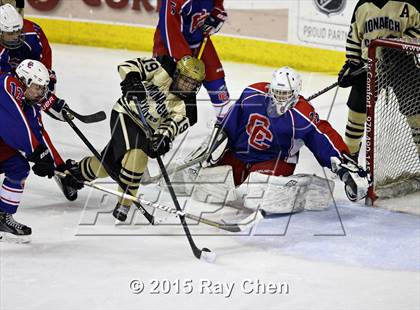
159, 160, 200, 195
242, 173, 335, 213
300, 174, 335, 211
192, 165, 237, 204
242, 173, 312, 214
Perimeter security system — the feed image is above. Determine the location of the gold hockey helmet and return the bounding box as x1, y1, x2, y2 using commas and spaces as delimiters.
172, 56, 205, 98
176, 56, 206, 82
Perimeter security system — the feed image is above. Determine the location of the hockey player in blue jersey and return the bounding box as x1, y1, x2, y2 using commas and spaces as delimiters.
0, 3, 16, 73
0, 59, 82, 242
189, 67, 370, 212
0, 4, 81, 202
153, 0, 231, 119
1, 3, 59, 106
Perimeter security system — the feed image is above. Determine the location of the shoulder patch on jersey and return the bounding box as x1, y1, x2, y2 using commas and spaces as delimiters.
247, 82, 269, 94
294, 97, 319, 121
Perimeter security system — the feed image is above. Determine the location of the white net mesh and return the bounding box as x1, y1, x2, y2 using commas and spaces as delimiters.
371, 39, 420, 198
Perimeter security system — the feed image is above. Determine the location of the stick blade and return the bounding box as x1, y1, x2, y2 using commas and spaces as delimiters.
67, 108, 107, 123
200, 248, 216, 263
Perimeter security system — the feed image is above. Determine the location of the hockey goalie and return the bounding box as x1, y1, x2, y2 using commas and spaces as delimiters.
174, 67, 371, 214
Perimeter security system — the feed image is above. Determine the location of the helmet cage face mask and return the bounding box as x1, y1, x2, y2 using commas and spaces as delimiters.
171, 71, 202, 99
268, 67, 301, 116
268, 88, 296, 114
171, 56, 205, 99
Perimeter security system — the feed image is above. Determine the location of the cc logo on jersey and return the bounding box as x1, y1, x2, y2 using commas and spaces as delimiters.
246, 113, 273, 151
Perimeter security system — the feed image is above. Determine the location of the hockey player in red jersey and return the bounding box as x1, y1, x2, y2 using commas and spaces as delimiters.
186, 67, 371, 213
153, 0, 231, 119
0, 1, 51, 71
0, 60, 82, 242
0, 3, 58, 105
0, 4, 82, 201
0, 3, 16, 73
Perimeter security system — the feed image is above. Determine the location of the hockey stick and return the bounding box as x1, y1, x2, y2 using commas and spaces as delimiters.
196, 35, 208, 59
140, 153, 207, 185
140, 125, 221, 184
307, 65, 367, 101
65, 107, 107, 124
56, 171, 261, 233
134, 100, 215, 262
62, 111, 155, 225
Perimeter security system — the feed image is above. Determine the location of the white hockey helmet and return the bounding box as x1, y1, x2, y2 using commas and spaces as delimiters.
0, 3, 24, 49
0, 1, 25, 17
268, 66, 302, 115
16, 59, 50, 99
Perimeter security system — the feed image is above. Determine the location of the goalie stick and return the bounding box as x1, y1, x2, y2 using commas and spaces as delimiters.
62, 110, 155, 225
65, 107, 107, 124
307, 65, 367, 101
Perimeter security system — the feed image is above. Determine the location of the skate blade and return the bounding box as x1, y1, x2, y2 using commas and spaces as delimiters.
0, 232, 31, 244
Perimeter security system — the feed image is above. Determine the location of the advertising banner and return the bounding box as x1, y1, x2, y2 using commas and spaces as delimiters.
297, 0, 357, 49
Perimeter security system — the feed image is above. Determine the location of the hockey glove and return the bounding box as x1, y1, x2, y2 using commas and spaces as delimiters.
150, 134, 171, 158
40, 92, 69, 122
120, 72, 147, 102
48, 69, 57, 93
338, 60, 365, 88
57, 159, 85, 190
331, 153, 371, 202
202, 7, 227, 35
27, 145, 55, 178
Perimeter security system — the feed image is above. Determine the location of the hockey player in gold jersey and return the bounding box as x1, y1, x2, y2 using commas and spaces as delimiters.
76, 55, 205, 221
338, 0, 420, 160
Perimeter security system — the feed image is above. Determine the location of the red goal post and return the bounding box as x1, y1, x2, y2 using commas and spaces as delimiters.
366, 38, 420, 207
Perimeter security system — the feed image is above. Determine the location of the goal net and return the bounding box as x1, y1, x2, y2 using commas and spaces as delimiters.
366, 38, 420, 213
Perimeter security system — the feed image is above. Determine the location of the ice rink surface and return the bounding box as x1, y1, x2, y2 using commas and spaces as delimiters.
1, 44, 419, 310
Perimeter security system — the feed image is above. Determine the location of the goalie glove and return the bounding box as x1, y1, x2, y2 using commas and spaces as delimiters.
331, 154, 372, 202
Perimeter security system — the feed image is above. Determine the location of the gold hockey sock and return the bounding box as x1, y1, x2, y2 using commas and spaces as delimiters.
407, 114, 420, 155
118, 149, 148, 207
79, 156, 109, 182
345, 109, 367, 155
